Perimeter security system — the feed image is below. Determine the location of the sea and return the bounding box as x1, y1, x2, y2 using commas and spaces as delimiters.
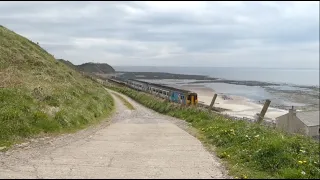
114, 66, 319, 86
114, 66, 319, 109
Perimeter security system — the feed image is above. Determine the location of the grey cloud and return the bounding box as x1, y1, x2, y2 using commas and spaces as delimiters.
261, 18, 319, 45
0, 1, 318, 68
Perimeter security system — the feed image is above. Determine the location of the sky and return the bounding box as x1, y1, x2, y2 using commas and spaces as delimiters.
0, 1, 319, 68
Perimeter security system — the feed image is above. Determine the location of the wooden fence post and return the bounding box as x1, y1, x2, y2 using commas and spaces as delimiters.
209, 94, 218, 110
257, 99, 271, 123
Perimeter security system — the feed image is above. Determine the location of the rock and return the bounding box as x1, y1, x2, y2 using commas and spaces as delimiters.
21, 142, 30, 146
30, 139, 39, 143
17, 142, 30, 148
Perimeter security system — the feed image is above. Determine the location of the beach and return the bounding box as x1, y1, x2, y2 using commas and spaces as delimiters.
115, 71, 319, 121
179, 84, 288, 120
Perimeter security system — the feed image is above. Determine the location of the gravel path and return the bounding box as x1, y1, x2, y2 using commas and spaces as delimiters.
0, 89, 228, 179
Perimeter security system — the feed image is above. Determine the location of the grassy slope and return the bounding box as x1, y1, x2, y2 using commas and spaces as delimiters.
57, 59, 78, 70
106, 83, 320, 179
77, 62, 115, 74
0, 26, 114, 148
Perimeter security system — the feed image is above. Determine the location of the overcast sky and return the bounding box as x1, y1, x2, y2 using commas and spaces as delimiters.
0, 1, 319, 68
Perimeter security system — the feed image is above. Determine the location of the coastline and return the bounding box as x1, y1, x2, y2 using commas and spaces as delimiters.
116, 71, 319, 120
116, 71, 319, 89
178, 84, 288, 120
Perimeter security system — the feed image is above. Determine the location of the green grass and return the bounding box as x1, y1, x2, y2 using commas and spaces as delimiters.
106, 83, 320, 179
111, 92, 135, 110
0, 26, 114, 149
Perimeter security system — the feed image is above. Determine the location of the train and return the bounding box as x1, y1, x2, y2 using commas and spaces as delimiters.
108, 78, 198, 106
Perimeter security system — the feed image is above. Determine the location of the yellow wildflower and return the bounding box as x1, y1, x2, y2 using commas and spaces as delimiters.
298, 161, 303, 164
241, 174, 248, 179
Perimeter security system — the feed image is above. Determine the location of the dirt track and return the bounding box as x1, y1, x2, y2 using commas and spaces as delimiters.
0, 89, 228, 179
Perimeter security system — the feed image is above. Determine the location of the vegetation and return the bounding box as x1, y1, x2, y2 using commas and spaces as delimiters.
106, 83, 320, 179
57, 59, 78, 70
0, 26, 114, 149
58, 59, 116, 74
77, 62, 115, 74
111, 92, 135, 110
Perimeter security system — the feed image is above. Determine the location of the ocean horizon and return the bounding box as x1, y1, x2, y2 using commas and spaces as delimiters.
114, 66, 319, 87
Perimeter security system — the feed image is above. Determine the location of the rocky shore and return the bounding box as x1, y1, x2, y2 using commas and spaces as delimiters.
117, 71, 319, 112
117, 71, 319, 88
116, 71, 218, 80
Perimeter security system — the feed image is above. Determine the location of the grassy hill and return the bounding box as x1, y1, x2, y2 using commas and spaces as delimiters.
77, 62, 115, 74
58, 59, 115, 80
0, 26, 114, 148
58, 59, 116, 74
57, 59, 78, 70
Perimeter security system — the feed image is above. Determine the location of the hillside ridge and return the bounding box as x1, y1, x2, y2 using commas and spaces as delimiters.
0, 25, 114, 148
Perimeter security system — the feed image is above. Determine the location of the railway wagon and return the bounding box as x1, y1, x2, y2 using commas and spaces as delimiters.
149, 84, 170, 99
109, 78, 198, 106
127, 79, 148, 91
108, 78, 127, 86
125, 79, 198, 106
127, 79, 170, 99
169, 89, 198, 105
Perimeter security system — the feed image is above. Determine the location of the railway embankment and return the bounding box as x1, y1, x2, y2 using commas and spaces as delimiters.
105, 82, 320, 179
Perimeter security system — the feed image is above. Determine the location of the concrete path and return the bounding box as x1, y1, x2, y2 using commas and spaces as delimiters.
0, 89, 228, 179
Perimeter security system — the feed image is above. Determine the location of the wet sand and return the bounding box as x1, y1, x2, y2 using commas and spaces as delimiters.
178, 85, 288, 120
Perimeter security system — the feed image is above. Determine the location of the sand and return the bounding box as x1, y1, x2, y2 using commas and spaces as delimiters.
180, 85, 288, 120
